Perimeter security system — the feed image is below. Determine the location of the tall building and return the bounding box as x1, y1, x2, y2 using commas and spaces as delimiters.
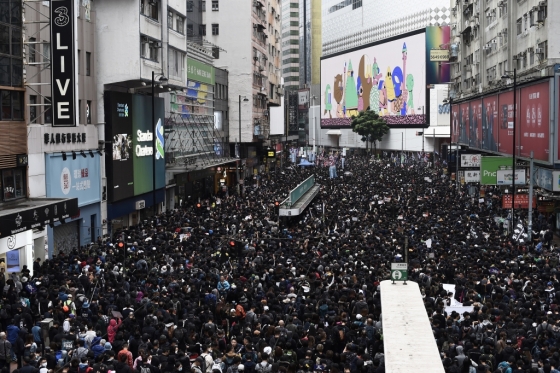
22, 0, 97, 258
92, 0, 191, 232
450, 0, 558, 168
204, 0, 282, 177
281, 0, 300, 91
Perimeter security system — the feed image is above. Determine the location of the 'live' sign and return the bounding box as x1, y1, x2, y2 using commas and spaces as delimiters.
50, 0, 76, 127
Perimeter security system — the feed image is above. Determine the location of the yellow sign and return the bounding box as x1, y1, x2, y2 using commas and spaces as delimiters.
267, 151, 275, 157
430, 49, 450, 62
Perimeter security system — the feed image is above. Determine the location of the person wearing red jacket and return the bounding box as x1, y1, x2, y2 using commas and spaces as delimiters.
107, 317, 121, 343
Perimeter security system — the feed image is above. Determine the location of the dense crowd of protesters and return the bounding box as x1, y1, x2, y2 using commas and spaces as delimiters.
0, 152, 558, 373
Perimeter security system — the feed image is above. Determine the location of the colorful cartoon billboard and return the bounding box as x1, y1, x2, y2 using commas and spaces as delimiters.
320, 30, 426, 128
452, 79, 551, 163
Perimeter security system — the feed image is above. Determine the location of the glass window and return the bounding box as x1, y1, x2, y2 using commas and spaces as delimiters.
29, 95, 36, 123
78, 99, 82, 123
10, 0, 21, 25
212, 0, 218, 11
44, 96, 51, 124
11, 56, 20, 85
14, 169, 22, 197
0, 56, 8, 85
77, 49, 81, 74
212, 23, 219, 35
10, 26, 19, 55
0, 24, 8, 54
1, 90, 10, 119
43, 42, 50, 63
11, 90, 22, 120
86, 51, 91, 76
87, 100, 91, 124
2, 169, 14, 200
167, 10, 173, 27
199, 24, 206, 36
0, 1, 9, 24
212, 47, 219, 59
28, 37, 35, 63
176, 16, 184, 34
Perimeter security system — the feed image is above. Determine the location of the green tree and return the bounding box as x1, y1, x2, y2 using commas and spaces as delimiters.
350, 110, 390, 154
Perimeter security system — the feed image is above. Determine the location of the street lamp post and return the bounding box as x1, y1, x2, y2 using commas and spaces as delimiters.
152, 71, 167, 215
502, 69, 517, 220
418, 106, 425, 154
237, 95, 249, 195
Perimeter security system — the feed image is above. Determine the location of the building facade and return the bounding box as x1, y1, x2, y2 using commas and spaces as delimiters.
94, 0, 187, 231
23, 0, 99, 257
203, 0, 282, 179
281, 0, 300, 91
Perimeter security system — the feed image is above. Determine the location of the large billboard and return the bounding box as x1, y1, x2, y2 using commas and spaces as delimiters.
452, 79, 551, 163
104, 92, 165, 202
321, 30, 426, 128
45, 153, 101, 207
425, 26, 451, 86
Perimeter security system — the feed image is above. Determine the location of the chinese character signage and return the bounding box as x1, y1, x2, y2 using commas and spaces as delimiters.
46, 153, 101, 207
502, 194, 536, 209
460, 154, 481, 168
187, 57, 215, 85
464, 170, 480, 183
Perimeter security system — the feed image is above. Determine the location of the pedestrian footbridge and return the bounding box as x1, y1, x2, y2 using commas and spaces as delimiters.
279, 175, 320, 216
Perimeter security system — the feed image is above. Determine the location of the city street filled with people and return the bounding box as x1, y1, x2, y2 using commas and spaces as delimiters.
2, 153, 559, 373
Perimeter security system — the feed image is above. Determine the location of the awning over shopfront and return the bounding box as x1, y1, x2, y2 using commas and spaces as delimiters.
0, 198, 79, 238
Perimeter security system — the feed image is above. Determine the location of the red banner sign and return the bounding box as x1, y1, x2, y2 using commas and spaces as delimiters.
501, 194, 536, 209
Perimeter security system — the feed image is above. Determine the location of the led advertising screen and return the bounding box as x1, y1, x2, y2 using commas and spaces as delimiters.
321, 30, 426, 128
104, 92, 165, 202
453, 79, 551, 163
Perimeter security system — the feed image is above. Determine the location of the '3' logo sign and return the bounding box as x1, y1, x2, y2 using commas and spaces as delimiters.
54, 6, 70, 27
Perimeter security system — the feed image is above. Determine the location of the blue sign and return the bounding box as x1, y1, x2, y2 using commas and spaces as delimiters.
46, 154, 101, 207
535, 167, 553, 191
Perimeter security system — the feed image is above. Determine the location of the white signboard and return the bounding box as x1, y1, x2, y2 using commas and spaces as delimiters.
460, 154, 481, 168
496, 169, 526, 185
464, 170, 480, 183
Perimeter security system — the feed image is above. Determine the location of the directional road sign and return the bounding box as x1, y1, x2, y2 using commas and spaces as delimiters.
391, 262, 408, 281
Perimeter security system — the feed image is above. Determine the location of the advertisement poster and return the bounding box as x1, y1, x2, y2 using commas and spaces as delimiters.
104, 92, 165, 202
496, 169, 526, 185
105, 91, 134, 201
45, 154, 101, 207
482, 95, 499, 152
451, 104, 460, 143
469, 100, 482, 148
425, 26, 451, 86
519, 82, 549, 161
132, 95, 165, 196
464, 170, 480, 183
452, 80, 551, 163
321, 30, 426, 128
458, 102, 470, 145
480, 156, 513, 185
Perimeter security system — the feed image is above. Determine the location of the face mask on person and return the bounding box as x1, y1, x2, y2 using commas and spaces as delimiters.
178, 367, 183, 371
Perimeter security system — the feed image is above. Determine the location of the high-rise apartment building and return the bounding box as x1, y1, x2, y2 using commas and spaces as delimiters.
204, 0, 282, 178
281, 0, 300, 91
449, 0, 560, 170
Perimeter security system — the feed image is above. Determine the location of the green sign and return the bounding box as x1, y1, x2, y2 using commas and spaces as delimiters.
480, 156, 513, 185
390, 263, 408, 281
289, 175, 315, 205
187, 57, 215, 85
